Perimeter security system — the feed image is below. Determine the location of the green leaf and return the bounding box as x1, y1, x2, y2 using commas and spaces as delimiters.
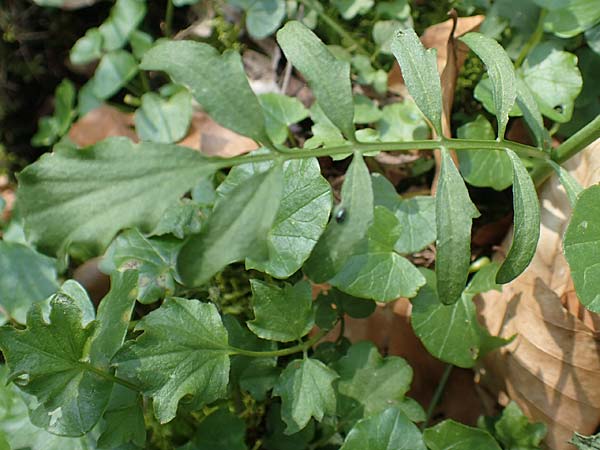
178, 164, 283, 287
570, 431, 600, 449
129, 29, 153, 59
456, 115, 513, 191
330, 206, 426, 301
98, 0, 147, 52
258, 93, 309, 145
247, 279, 315, 342
216, 156, 331, 278
273, 358, 338, 434
341, 406, 426, 450
0, 291, 109, 435
31, 79, 76, 147
474, 76, 522, 118
101, 229, 183, 304
152, 198, 204, 239
411, 266, 508, 368
329, 289, 376, 318
586, 23, 600, 55
376, 100, 429, 142
141, 41, 271, 145
391, 28, 443, 136
97, 384, 146, 449
17, 137, 214, 260
543, 0, 600, 38
354, 95, 382, 124
304, 103, 348, 150
496, 150, 540, 284
180, 409, 247, 450
264, 403, 316, 450
334, 341, 413, 419
277, 21, 355, 141
0, 366, 96, 450
548, 160, 583, 208
460, 32, 516, 138
230, 0, 286, 39
351, 55, 388, 94
91, 50, 138, 99
493, 402, 547, 449
115, 298, 230, 423
564, 185, 600, 312
333, 0, 374, 19
304, 152, 374, 283
521, 43, 583, 123
135, 90, 192, 143
515, 77, 547, 148
70, 27, 103, 65
0, 241, 58, 325
435, 148, 480, 304
424, 420, 502, 450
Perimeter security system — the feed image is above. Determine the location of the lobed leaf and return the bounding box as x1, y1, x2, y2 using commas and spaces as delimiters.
424, 420, 502, 450
17, 137, 214, 260
135, 90, 193, 143
460, 32, 516, 138
115, 298, 230, 423
141, 41, 272, 145
391, 28, 443, 136
277, 21, 355, 141
229, 0, 286, 39
435, 148, 480, 304
178, 164, 283, 287
563, 185, 600, 312
496, 150, 540, 284
273, 358, 338, 434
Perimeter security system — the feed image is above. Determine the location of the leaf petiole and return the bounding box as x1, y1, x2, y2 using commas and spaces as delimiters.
228, 328, 329, 358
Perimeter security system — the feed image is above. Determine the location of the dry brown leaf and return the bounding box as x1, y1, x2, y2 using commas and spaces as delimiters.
179, 111, 258, 157
68, 105, 137, 147
477, 139, 600, 449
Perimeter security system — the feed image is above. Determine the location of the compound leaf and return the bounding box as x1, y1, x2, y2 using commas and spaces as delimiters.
115, 298, 230, 423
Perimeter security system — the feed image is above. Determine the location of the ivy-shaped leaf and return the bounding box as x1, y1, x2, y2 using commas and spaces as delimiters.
376, 100, 429, 142
101, 229, 183, 304
273, 358, 338, 434
564, 184, 600, 312
17, 137, 215, 260
178, 164, 283, 287
141, 41, 272, 145
341, 406, 426, 450
460, 32, 516, 138
334, 341, 413, 421
330, 206, 426, 301
135, 90, 193, 143
496, 150, 540, 284
424, 420, 502, 450
411, 265, 509, 368
304, 152, 374, 283
229, 0, 286, 39
435, 148, 480, 304
277, 21, 355, 141
247, 279, 315, 343
115, 298, 230, 423
0, 241, 58, 325
216, 155, 331, 278
391, 28, 443, 136
0, 272, 137, 436
258, 93, 309, 145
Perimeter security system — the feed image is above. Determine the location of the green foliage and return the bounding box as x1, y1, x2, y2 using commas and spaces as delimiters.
571, 431, 600, 449
4, 4, 600, 448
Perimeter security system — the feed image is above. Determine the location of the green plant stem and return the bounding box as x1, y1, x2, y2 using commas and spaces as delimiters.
164, 0, 174, 37
531, 114, 600, 186
514, 9, 547, 68
421, 364, 453, 430
229, 329, 329, 358
298, 0, 371, 58
80, 362, 141, 392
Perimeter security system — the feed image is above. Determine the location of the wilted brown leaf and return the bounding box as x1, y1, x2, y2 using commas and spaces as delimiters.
477, 139, 600, 449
